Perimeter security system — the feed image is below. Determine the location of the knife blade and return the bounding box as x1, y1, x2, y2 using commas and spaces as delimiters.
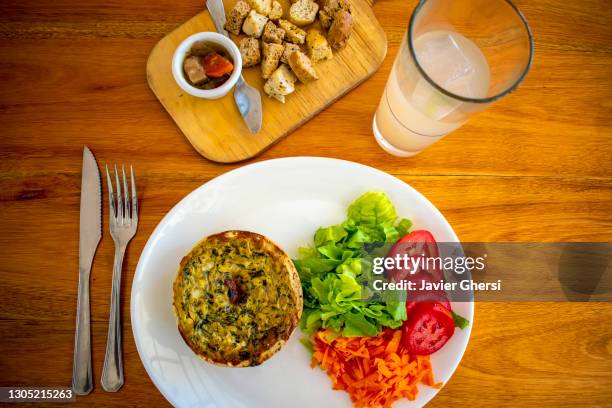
72, 146, 102, 395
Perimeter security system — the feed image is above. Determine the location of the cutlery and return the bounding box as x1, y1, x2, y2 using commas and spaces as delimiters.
101, 165, 138, 392
72, 146, 102, 395
206, 0, 263, 134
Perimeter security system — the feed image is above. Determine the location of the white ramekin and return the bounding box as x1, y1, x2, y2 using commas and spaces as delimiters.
172, 32, 242, 100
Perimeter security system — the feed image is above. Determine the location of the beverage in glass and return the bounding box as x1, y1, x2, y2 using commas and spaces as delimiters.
373, 0, 533, 157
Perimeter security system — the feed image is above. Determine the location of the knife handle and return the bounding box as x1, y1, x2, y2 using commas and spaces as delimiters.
72, 267, 93, 395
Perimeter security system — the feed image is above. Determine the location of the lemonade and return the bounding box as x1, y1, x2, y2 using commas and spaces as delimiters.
374, 30, 491, 156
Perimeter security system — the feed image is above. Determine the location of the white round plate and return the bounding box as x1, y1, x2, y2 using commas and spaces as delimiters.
131, 157, 473, 408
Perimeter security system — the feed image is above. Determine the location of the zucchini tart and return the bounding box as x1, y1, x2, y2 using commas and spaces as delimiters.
173, 230, 303, 367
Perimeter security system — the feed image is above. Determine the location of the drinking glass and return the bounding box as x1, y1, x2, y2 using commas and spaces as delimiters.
373, 0, 533, 157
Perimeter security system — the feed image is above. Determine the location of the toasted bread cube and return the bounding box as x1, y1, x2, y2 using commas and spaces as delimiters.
262, 21, 286, 44
261, 42, 284, 78
246, 0, 271, 15
269, 0, 283, 20
183, 55, 208, 85
287, 51, 318, 83
288, 0, 319, 26
327, 9, 352, 49
323, 0, 351, 15
239, 37, 261, 67
306, 29, 333, 62
318, 9, 333, 30
242, 10, 269, 38
278, 19, 306, 44
225, 0, 251, 35
264, 64, 297, 103
281, 42, 301, 64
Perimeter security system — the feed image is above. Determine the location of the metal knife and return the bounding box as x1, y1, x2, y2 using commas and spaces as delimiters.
72, 146, 102, 395
206, 0, 263, 133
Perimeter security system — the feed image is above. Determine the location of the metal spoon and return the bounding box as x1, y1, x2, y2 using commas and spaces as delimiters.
206, 0, 263, 133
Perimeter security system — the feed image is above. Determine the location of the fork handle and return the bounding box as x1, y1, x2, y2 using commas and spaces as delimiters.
101, 244, 126, 392
72, 267, 93, 395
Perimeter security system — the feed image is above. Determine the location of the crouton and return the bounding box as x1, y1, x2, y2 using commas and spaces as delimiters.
287, 51, 318, 83
288, 0, 319, 26
242, 10, 269, 38
239, 37, 261, 67
278, 19, 306, 44
262, 21, 285, 44
323, 0, 351, 15
269, 0, 283, 20
327, 9, 352, 49
225, 0, 251, 35
263, 64, 297, 103
261, 42, 285, 78
281, 42, 301, 64
318, 10, 333, 30
246, 0, 271, 15
306, 29, 333, 62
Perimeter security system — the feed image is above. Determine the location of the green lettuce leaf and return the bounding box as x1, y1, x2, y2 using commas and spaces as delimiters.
294, 257, 341, 279
452, 310, 470, 330
396, 218, 413, 237
336, 258, 362, 276
342, 311, 379, 337
316, 243, 344, 260
385, 300, 407, 321
314, 225, 348, 247
347, 191, 398, 227
296, 192, 413, 337
300, 337, 314, 354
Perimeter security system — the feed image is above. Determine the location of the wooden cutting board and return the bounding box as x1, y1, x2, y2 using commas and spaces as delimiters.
146, 0, 386, 163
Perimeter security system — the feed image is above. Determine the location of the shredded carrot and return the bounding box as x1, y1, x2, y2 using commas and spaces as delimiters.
311, 329, 442, 408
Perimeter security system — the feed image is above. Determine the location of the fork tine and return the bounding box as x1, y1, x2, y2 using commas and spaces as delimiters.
105, 164, 116, 220
122, 165, 129, 222
130, 165, 138, 222
114, 165, 123, 224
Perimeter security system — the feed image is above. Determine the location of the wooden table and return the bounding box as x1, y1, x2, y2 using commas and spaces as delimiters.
0, 0, 610, 406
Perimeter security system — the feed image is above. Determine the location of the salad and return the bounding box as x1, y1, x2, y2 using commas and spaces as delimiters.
294, 192, 469, 407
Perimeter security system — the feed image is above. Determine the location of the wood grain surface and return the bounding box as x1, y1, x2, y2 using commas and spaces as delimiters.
148, 0, 387, 162
0, 0, 611, 407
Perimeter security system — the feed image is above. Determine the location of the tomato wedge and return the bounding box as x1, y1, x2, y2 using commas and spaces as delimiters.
202, 53, 234, 78
403, 272, 450, 314
385, 230, 452, 322
385, 230, 443, 283
406, 294, 451, 316
402, 302, 455, 355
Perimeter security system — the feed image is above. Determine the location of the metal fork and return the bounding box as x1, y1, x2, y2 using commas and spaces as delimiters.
101, 165, 138, 392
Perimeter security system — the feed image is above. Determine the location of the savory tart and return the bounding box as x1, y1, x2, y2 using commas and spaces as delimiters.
173, 230, 303, 367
